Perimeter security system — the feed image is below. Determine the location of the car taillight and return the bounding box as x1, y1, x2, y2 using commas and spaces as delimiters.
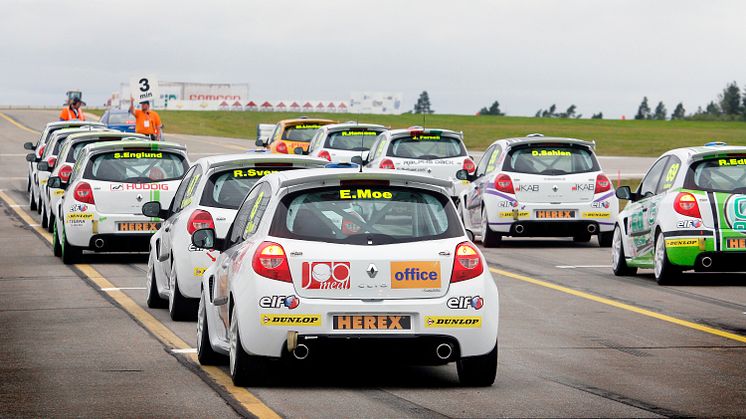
318, 150, 332, 161
46, 156, 57, 168
379, 158, 395, 169
451, 242, 484, 283
276, 141, 288, 154
595, 173, 611, 193
674, 192, 701, 218
494, 174, 514, 194
463, 158, 476, 174
73, 182, 95, 204
58, 164, 73, 182
252, 241, 291, 282
186, 209, 215, 234
37, 145, 45, 157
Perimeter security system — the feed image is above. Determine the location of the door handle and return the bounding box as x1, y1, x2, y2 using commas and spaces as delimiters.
164, 227, 170, 232
642, 208, 648, 212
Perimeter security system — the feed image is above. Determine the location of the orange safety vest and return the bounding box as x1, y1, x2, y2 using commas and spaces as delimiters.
59, 106, 85, 121
133, 109, 161, 135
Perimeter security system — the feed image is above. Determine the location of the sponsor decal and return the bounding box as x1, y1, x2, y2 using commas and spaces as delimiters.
516, 184, 539, 192
496, 200, 519, 208
591, 201, 610, 209
261, 314, 320, 326
411, 134, 441, 141
571, 183, 595, 192
717, 157, 746, 166
424, 316, 482, 328
582, 211, 611, 219
40, 179, 48, 186
499, 210, 530, 218
339, 189, 393, 199
110, 184, 124, 191
446, 296, 484, 310
724, 195, 746, 232
126, 183, 169, 191
301, 262, 351, 289
194, 267, 206, 277
665, 238, 700, 247
69, 204, 88, 212
676, 219, 703, 229
333, 315, 411, 330
67, 213, 93, 220
531, 149, 571, 157
535, 209, 575, 219
390, 261, 441, 289
54, 190, 65, 196
258, 295, 300, 309
117, 222, 161, 231
341, 131, 377, 136
113, 151, 163, 159
232, 168, 280, 178
294, 124, 322, 129
726, 238, 746, 249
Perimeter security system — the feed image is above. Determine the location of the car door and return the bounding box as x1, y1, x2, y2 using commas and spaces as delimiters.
466, 145, 500, 228
626, 156, 670, 259
160, 165, 198, 273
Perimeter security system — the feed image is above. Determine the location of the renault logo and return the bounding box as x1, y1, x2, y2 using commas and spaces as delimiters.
552, 185, 559, 192
136, 194, 143, 202
366, 264, 378, 278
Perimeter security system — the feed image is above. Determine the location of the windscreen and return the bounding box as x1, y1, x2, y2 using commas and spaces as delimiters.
201, 166, 294, 209
504, 144, 599, 175
325, 129, 382, 151
282, 124, 323, 142
85, 150, 187, 182
388, 135, 465, 159
108, 112, 134, 125
270, 185, 462, 245
686, 156, 746, 193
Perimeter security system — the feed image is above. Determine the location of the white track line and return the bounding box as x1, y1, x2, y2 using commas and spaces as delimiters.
556, 265, 610, 269
100, 287, 147, 292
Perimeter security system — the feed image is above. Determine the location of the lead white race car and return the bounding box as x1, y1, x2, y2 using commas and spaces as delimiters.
192, 169, 499, 387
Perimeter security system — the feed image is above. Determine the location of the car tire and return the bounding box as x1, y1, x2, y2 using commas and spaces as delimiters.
36, 196, 42, 214
573, 234, 591, 243
458, 200, 475, 242
52, 222, 62, 257
29, 189, 36, 211
598, 231, 613, 247
654, 231, 680, 285
61, 227, 81, 265
480, 208, 502, 248
197, 293, 226, 365
457, 343, 498, 387
47, 213, 55, 233
229, 305, 266, 386
611, 225, 636, 276
168, 269, 197, 321
41, 205, 48, 229
146, 265, 167, 309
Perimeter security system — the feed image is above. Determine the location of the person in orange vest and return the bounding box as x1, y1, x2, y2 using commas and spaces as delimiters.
128, 98, 163, 141
59, 98, 86, 121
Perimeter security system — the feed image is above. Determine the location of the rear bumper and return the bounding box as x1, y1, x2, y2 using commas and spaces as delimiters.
491, 220, 611, 237
87, 234, 152, 252
692, 251, 746, 272
65, 211, 159, 248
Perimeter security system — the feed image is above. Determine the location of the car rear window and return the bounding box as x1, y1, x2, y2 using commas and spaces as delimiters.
504, 144, 599, 175
282, 124, 324, 142
201, 166, 295, 209
325, 129, 383, 151
270, 185, 462, 245
388, 135, 466, 159
108, 112, 134, 125
85, 150, 188, 183
686, 156, 746, 193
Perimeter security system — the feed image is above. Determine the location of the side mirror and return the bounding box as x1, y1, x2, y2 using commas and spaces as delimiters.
455, 169, 469, 181
255, 138, 266, 147
142, 201, 169, 219
47, 176, 66, 189
26, 153, 39, 162
615, 186, 632, 200
293, 147, 305, 155
192, 228, 222, 250
37, 161, 50, 171
23, 142, 35, 151
350, 156, 364, 165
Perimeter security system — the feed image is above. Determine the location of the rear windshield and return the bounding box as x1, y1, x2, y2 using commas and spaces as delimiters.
67, 140, 99, 163
686, 156, 746, 193
201, 166, 295, 209
270, 185, 462, 245
325, 129, 383, 151
388, 135, 466, 159
282, 124, 323, 142
504, 144, 599, 175
108, 112, 134, 125
85, 150, 188, 183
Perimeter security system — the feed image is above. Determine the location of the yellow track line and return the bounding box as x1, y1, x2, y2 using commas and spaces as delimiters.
0, 111, 41, 134
490, 267, 746, 344
0, 190, 280, 419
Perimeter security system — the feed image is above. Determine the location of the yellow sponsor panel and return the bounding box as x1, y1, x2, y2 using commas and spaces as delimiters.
499, 210, 530, 218
194, 267, 206, 277
582, 211, 611, 219
54, 190, 65, 196
390, 261, 441, 289
424, 316, 482, 328
261, 314, 321, 327
665, 238, 700, 248
67, 213, 93, 220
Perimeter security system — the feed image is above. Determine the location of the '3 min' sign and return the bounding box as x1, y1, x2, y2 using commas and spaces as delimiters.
130, 74, 159, 104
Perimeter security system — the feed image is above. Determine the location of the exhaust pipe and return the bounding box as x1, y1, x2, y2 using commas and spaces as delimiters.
435, 343, 453, 360
701, 256, 713, 268
94, 238, 105, 249
292, 343, 310, 360
587, 224, 597, 234
514, 224, 525, 234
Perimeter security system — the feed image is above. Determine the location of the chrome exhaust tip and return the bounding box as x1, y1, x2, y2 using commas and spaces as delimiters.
292, 343, 309, 360
435, 343, 453, 360
514, 224, 525, 234
587, 224, 597, 234
701, 256, 713, 268
94, 238, 105, 249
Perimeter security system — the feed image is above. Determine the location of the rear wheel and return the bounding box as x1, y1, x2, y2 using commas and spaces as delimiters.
52, 222, 62, 257
36, 196, 42, 214
146, 261, 167, 308
197, 293, 226, 365
229, 305, 266, 386
168, 268, 197, 321
47, 213, 55, 233
654, 231, 680, 285
41, 205, 48, 229
611, 225, 637, 276
480, 208, 502, 248
60, 227, 81, 265
598, 231, 613, 247
457, 344, 498, 387
29, 189, 36, 211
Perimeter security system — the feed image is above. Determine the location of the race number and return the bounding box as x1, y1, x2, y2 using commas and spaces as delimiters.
130, 75, 159, 104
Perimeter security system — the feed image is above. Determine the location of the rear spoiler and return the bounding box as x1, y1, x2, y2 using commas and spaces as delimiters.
689, 148, 746, 163
208, 156, 328, 171
278, 169, 455, 190
506, 138, 596, 149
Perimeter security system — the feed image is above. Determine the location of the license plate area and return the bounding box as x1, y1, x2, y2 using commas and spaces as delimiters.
332, 314, 412, 331
117, 221, 161, 232
535, 209, 576, 219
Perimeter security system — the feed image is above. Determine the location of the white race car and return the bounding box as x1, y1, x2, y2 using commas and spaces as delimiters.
459, 135, 618, 247
141, 153, 329, 320
24, 120, 105, 213
49, 141, 190, 264
192, 169, 499, 387
306, 122, 387, 163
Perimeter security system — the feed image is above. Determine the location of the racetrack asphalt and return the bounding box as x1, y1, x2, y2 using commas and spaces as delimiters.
0, 110, 744, 418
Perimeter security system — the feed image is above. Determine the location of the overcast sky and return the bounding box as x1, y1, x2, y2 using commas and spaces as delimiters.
1, 0, 744, 118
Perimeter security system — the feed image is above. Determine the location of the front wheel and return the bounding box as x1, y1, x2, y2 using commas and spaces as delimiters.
29, 188, 37, 211
41, 205, 48, 229
229, 305, 267, 386
168, 268, 197, 321
47, 213, 55, 233
654, 231, 680, 285
197, 294, 226, 365
457, 344, 498, 387
480, 208, 502, 248
611, 225, 636, 276
52, 222, 62, 257
61, 227, 82, 265
146, 262, 167, 308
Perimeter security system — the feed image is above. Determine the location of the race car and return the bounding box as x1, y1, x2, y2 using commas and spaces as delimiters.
306, 122, 387, 163
39, 131, 148, 233
255, 117, 336, 154
612, 142, 746, 284
48, 141, 189, 264
191, 169, 499, 387
459, 135, 618, 247
100, 108, 136, 132
23, 120, 105, 213
141, 154, 329, 321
